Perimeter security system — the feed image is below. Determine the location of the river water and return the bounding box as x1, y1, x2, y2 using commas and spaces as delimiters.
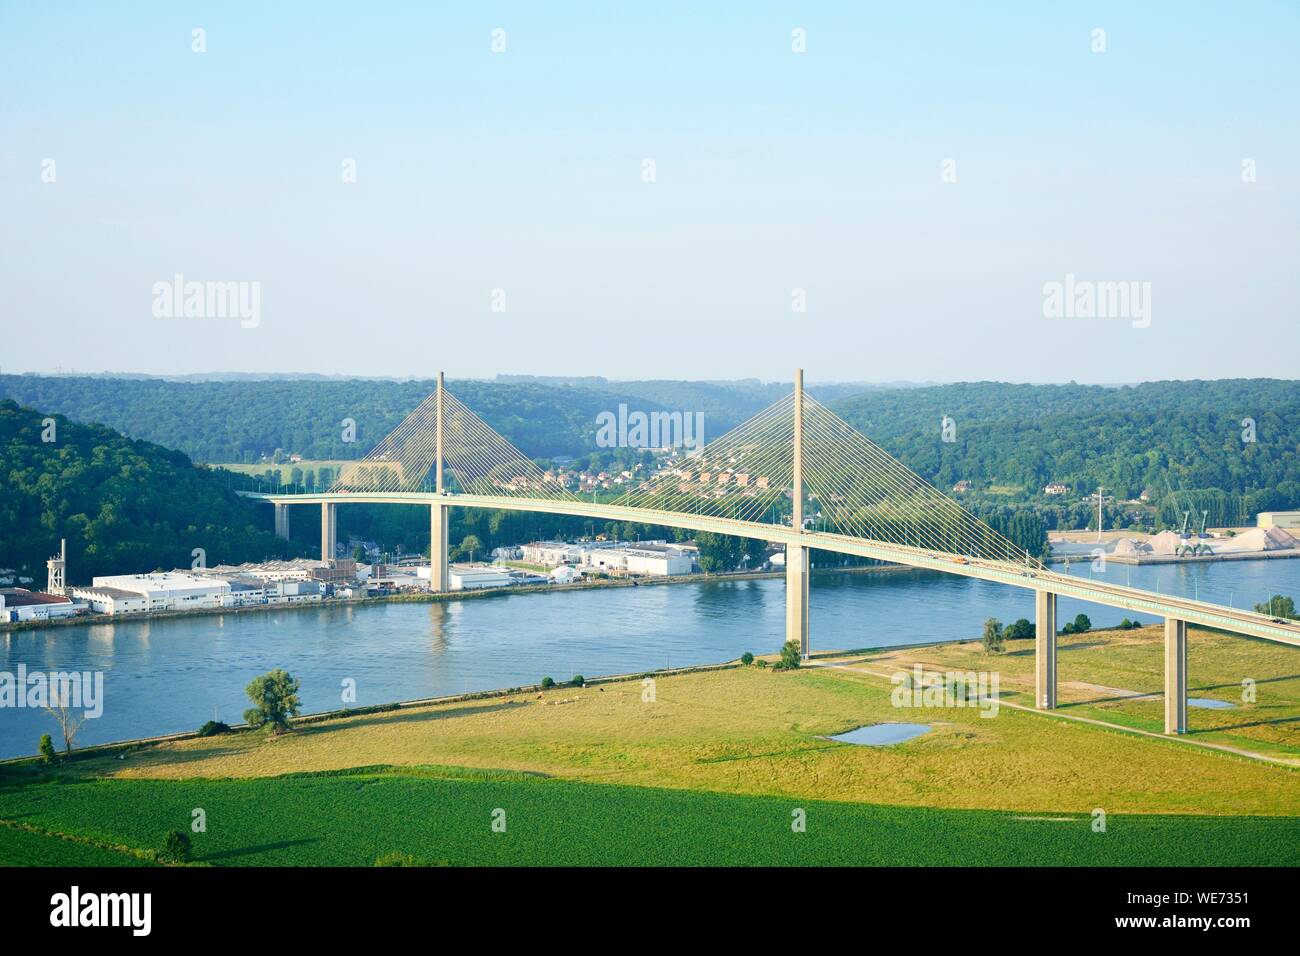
2, 559, 1297, 758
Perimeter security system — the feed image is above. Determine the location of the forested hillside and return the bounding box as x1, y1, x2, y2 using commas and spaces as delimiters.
0, 375, 870, 465
3, 375, 1298, 534
835, 380, 1300, 529
0, 401, 302, 583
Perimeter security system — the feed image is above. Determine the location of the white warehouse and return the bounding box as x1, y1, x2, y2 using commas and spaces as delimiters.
87, 572, 230, 612
587, 544, 693, 576
449, 564, 514, 591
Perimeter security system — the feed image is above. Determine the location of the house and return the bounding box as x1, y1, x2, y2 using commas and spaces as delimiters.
1044, 482, 1070, 496
952, 480, 972, 493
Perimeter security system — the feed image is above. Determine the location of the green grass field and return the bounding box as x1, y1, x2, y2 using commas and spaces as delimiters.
862, 624, 1300, 760
2, 624, 1297, 866
3, 766, 1298, 867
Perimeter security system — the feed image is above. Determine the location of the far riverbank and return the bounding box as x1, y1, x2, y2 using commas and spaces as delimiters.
0, 562, 915, 635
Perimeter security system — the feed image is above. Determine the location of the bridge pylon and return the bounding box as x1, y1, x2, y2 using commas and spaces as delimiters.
1164, 617, 1187, 734
274, 502, 291, 540
786, 368, 810, 659
1035, 590, 1057, 709
321, 502, 337, 562
431, 371, 449, 593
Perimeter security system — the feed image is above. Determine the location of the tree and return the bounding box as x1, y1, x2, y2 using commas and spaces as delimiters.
243, 669, 301, 734
981, 617, 1005, 654
741, 651, 755, 665
571, 675, 585, 687
695, 532, 746, 573
44, 693, 88, 756
1072, 613, 1092, 633
460, 534, 483, 563
38, 733, 55, 763
1004, 618, 1034, 640
540, 676, 555, 689
1255, 595, 1298, 619
353, 543, 368, 564
160, 829, 192, 863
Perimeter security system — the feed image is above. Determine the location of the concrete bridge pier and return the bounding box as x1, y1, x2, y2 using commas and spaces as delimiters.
786, 544, 809, 659
430, 503, 448, 593
1035, 590, 1057, 709
274, 503, 291, 540
321, 502, 337, 561
1164, 617, 1187, 734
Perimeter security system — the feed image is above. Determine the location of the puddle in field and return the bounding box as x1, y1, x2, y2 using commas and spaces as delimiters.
829, 723, 932, 746
1187, 698, 1236, 710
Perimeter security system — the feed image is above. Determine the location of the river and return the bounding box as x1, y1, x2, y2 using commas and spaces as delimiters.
2, 559, 1298, 758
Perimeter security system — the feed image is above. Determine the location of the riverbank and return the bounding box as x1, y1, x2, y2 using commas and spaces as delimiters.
0, 656, 748, 765
3, 624, 1297, 866
12, 623, 1298, 792
0, 562, 915, 634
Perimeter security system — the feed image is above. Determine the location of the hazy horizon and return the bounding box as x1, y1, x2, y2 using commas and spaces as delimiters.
3, 368, 1294, 390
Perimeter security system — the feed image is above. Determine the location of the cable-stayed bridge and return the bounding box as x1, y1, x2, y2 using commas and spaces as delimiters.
246, 371, 1300, 736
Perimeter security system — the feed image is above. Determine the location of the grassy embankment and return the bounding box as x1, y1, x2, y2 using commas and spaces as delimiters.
1, 624, 1296, 866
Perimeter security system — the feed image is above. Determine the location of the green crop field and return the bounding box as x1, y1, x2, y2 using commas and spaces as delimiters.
0, 822, 156, 867
2, 766, 1298, 867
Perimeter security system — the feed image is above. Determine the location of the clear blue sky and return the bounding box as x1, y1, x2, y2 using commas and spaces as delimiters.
2, 1, 1296, 382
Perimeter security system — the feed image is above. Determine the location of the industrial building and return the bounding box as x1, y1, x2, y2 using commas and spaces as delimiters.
0, 588, 79, 623
85, 572, 231, 612
449, 564, 514, 591
66, 571, 323, 616
520, 540, 695, 577
69, 585, 151, 615
1258, 511, 1300, 531
204, 558, 355, 584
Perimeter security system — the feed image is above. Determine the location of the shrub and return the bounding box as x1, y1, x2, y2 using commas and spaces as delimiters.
38, 734, 55, 763
160, 829, 192, 863
740, 652, 755, 666
776, 640, 802, 670
540, 676, 556, 689
196, 720, 231, 738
